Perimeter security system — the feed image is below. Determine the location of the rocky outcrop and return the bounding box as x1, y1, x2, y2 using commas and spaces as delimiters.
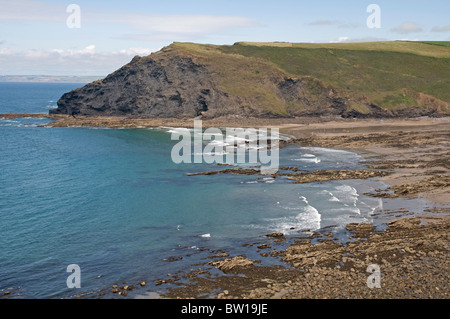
50, 44, 362, 118
52, 53, 227, 117
209, 256, 255, 273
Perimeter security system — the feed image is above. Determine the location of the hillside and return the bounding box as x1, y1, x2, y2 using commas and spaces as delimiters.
51, 41, 450, 118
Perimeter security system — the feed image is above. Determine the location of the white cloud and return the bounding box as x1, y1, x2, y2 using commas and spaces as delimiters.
329, 36, 350, 43
117, 48, 155, 56
0, 48, 14, 55
431, 25, 450, 32
391, 22, 423, 34
0, 46, 157, 76
329, 36, 388, 43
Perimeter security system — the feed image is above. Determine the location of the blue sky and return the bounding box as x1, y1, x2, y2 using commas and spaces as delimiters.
0, 0, 449, 75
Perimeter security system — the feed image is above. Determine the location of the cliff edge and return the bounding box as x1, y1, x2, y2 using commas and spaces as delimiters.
51, 41, 450, 118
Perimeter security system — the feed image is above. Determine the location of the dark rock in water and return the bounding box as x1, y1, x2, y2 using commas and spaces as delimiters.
164, 256, 183, 262
266, 232, 285, 238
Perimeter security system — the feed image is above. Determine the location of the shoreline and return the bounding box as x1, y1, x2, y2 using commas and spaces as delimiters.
2, 112, 449, 299
157, 116, 449, 299
2, 112, 449, 129
160, 116, 449, 299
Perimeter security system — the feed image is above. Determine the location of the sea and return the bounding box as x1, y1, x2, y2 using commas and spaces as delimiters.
0, 82, 429, 299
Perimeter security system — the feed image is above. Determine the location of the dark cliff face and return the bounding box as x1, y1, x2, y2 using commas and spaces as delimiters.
52, 54, 229, 117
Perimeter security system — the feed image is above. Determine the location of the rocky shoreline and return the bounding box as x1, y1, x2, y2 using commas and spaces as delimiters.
157, 117, 450, 299
188, 167, 390, 185
159, 214, 448, 299
2, 113, 448, 299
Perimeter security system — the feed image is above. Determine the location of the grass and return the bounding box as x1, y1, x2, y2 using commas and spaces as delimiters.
218, 42, 450, 105
170, 41, 450, 115
419, 41, 450, 47
236, 41, 450, 58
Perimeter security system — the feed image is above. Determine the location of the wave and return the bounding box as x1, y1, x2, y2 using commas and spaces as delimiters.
292, 157, 321, 164
323, 190, 340, 202
207, 140, 231, 147
291, 153, 321, 163
326, 206, 361, 215
299, 196, 309, 205
279, 205, 302, 211
159, 126, 193, 134
268, 195, 322, 234
295, 204, 321, 230
301, 147, 357, 155
167, 128, 192, 134
335, 185, 359, 206
203, 132, 223, 137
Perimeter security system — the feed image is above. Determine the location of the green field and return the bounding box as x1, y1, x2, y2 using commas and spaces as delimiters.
419, 41, 450, 47
172, 41, 450, 116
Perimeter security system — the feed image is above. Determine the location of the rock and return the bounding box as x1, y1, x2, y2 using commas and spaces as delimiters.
387, 217, 421, 229
155, 279, 167, 286
210, 256, 255, 273
266, 233, 284, 238
164, 256, 183, 262
270, 250, 279, 257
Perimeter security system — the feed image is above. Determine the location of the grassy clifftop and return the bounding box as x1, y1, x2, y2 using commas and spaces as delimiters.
173, 41, 450, 116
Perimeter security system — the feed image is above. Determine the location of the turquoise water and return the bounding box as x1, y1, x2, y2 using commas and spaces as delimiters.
0, 83, 427, 298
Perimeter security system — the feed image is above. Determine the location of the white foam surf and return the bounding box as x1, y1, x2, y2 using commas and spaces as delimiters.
323, 190, 340, 202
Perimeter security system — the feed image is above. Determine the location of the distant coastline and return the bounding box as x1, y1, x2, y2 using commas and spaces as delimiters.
0, 75, 103, 83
